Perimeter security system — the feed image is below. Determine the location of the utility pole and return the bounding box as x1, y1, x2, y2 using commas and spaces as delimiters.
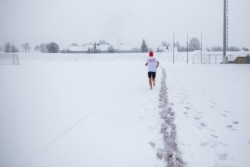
223, 0, 228, 58
187, 32, 189, 64
173, 31, 175, 64
201, 31, 203, 64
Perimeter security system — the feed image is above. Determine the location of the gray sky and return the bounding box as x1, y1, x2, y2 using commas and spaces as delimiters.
0, 0, 249, 50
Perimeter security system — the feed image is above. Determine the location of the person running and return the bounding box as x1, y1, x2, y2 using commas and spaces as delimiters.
145, 51, 159, 90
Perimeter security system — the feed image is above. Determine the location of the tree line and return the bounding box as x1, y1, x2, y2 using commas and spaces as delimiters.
0, 42, 59, 53
0, 39, 248, 53
158, 37, 249, 52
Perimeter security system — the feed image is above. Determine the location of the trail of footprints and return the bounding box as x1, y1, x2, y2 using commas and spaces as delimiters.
147, 67, 185, 167
177, 86, 241, 165
179, 87, 240, 132
145, 73, 250, 166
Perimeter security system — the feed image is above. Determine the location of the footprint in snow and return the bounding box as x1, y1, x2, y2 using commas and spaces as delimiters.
226, 125, 233, 128
233, 121, 239, 125
169, 102, 174, 106
156, 148, 164, 160
211, 134, 219, 139
209, 105, 215, 109
194, 116, 201, 120
218, 153, 228, 161
195, 122, 206, 130
226, 121, 239, 131
200, 142, 209, 147
149, 141, 156, 148
200, 122, 206, 127
222, 114, 227, 117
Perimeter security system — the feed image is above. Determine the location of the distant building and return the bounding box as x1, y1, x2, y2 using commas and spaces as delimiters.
115, 43, 135, 53
67, 43, 137, 53
96, 44, 110, 53
157, 45, 168, 52
67, 45, 87, 53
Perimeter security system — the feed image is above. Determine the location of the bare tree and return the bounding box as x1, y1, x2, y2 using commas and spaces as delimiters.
189, 37, 200, 51
34, 45, 40, 52
242, 47, 249, 51
162, 41, 170, 50
40, 43, 48, 53
4, 42, 11, 53
22, 43, 31, 52
4, 42, 18, 53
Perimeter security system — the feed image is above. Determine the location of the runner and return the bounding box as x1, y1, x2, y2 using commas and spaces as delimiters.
145, 51, 159, 89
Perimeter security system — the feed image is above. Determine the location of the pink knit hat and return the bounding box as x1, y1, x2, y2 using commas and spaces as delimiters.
149, 51, 153, 57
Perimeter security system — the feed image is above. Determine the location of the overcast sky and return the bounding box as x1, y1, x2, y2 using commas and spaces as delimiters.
0, 0, 249, 50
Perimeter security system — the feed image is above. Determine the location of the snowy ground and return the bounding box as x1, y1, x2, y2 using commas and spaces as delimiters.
0, 52, 250, 167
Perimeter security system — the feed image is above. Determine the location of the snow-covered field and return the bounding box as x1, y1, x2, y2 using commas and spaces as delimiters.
0, 52, 250, 167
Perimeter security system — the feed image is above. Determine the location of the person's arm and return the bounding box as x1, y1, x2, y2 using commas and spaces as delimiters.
156, 61, 159, 68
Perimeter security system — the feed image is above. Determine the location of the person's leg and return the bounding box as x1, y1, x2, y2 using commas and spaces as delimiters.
152, 72, 156, 87
148, 72, 153, 89
149, 78, 153, 89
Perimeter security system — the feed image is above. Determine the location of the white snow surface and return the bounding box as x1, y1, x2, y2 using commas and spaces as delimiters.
0, 53, 250, 167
